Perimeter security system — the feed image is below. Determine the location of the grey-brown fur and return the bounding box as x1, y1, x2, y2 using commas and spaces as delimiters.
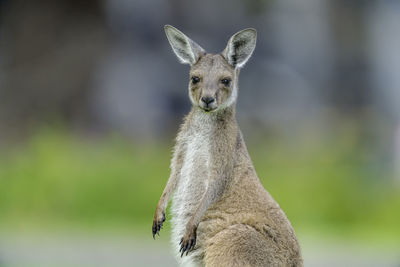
152, 25, 303, 267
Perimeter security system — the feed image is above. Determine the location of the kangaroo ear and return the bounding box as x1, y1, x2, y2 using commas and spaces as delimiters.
222, 28, 257, 68
164, 25, 205, 65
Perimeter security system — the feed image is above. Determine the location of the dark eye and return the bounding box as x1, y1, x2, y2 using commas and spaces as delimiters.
221, 78, 231, 86
191, 76, 200, 84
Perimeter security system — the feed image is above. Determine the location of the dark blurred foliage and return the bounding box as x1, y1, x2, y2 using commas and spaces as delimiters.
0, 0, 107, 135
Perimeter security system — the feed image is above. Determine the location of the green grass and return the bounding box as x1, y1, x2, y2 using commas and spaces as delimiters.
0, 128, 399, 246
0, 129, 170, 231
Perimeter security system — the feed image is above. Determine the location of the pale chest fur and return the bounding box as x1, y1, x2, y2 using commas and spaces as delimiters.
170, 113, 214, 265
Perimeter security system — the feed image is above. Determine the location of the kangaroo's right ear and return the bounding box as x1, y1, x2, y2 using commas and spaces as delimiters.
222, 28, 257, 68
164, 25, 205, 65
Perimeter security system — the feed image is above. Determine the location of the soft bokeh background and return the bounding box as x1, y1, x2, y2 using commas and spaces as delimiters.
0, 0, 400, 266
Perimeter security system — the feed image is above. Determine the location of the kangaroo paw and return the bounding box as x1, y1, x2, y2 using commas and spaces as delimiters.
179, 226, 197, 257
152, 211, 166, 239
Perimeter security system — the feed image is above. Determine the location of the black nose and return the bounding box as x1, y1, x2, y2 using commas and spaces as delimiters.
201, 96, 215, 105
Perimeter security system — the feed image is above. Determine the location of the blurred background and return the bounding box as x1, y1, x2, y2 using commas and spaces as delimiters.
0, 0, 399, 266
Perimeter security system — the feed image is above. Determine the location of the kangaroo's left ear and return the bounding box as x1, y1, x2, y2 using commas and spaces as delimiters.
164, 25, 205, 65
222, 28, 257, 68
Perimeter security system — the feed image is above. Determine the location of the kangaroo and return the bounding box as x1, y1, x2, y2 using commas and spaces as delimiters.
152, 25, 303, 267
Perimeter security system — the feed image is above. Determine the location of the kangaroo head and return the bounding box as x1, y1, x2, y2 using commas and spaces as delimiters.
165, 25, 257, 112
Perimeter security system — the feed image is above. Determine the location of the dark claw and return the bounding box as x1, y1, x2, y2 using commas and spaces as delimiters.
181, 241, 188, 257
188, 234, 196, 253
186, 241, 191, 256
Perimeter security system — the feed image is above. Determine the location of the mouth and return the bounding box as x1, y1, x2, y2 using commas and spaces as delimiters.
200, 105, 217, 112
